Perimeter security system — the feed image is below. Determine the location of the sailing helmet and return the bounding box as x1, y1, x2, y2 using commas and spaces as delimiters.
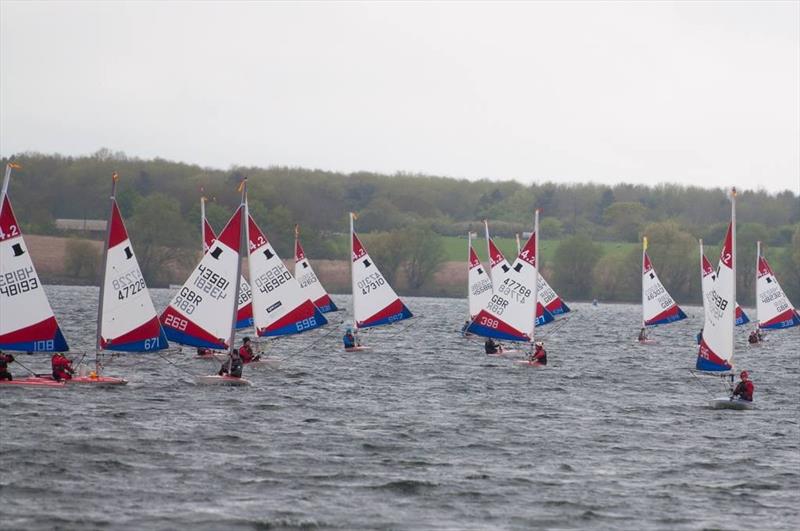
740, 370, 749, 379
243, 337, 251, 343
535, 341, 543, 347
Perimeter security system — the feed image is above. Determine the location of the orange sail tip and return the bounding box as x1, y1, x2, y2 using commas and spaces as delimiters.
351, 212, 358, 220
112, 171, 119, 182
294, 224, 300, 237
7, 162, 22, 169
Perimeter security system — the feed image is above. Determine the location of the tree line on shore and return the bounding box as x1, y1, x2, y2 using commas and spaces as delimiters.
4, 150, 799, 305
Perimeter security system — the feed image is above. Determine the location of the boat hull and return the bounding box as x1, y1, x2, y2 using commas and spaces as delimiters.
513, 360, 546, 368
710, 397, 754, 410
345, 346, 370, 352
0, 377, 66, 388
196, 375, 252, 387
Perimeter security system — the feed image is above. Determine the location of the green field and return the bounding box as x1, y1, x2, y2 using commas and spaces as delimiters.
440, 236, 638, 263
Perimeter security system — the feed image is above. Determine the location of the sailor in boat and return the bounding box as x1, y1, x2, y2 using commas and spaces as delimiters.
696, 328, 704, 345
51, 353, 75, 382
638, 328, 648, 342
0, 351, 15, 381
748, 328, 764, 344
529, 341, 547, 365
343, 328, 359, 350
484, 338, 502, 355
238, 337, 260, 364
218, 349, 244, 378
731, 370, 754, 402
196, 347, 212, 357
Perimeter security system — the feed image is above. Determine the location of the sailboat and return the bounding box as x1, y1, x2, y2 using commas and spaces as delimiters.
700, 239, 749, 331
516, 229, 571, 317
640, 237, 687, 343
69, 172, 169, 386
348, 212, 412, 351
697, 190, 752, 409
484, 220, 554, 328
246, 212, 328, 339
467, 231, 492, 323
0, 162, 69, 387
467, 211, 544, 364
161, 182, 251, 386
755, 241, 800, 330
294, 225, 338, 313
201, 195, 254, 330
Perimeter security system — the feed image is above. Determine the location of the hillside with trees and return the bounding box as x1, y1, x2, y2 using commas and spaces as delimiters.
3, 150, 798, 305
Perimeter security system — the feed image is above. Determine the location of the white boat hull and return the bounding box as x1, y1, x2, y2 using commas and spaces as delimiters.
710, 397, 754, 410
196, 375, 252, 387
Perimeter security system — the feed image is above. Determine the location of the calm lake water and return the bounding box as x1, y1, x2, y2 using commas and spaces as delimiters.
1, 285, 798, 530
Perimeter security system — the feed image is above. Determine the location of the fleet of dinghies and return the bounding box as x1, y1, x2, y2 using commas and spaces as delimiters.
0, 166, 796, 405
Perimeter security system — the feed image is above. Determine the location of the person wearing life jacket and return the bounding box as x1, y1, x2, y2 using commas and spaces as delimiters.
638, 327, 647, 342
461, 320, 471, 336
196, 347, 212, 357
484, 338, 502, 354
696, 328, 703, 345
51, 353, 74, 381
0, 351, 15, 381
218, 349, 243, 378
748, 328, 764, 344
238, 337, 260, 363
732, 370, 754, 402
530, 341, 547, 365
343, 328, 357, 349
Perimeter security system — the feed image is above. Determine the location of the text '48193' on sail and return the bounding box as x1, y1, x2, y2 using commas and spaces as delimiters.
0, 163, 69, 352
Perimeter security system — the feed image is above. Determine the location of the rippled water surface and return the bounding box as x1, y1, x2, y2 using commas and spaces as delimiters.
2, 285, 799, 530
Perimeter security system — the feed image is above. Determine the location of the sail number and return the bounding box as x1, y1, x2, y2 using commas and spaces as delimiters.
499, 279, 531, 302
295, 317, 317, 332
479, 316, 499, 329
164, 314, 188, 331
297, 271, 319, 288
116, 279, 146, 300
0, 266, 39, 297
709, 290, 729, 312
254, 266, 292, 294
195, 265, 229, 299
238, 281, 252, 305
357, 272, 385, 294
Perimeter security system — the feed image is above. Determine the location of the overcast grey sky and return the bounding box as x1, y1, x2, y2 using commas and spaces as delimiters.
1, 1, 798, 192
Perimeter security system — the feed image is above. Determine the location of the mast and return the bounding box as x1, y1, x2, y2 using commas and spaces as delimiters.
467, 231, 473, 321
96, 172, 118, 371
200, 194, 206, 252
699, 238, 704, 311
641, 236, 647, 329
229, 179, 246, 354
531, 210, 540, 346
730, 187, 737, 366
516, 233, 521, 255
483, 220, 491, 267
756, 239, 761, 325
1, 163, 13, 209
350, 212, 357, 331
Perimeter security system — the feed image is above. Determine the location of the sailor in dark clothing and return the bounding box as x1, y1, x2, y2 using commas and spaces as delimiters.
343, 328, 357, 349
0, 351, 15, 381
218, 349, 243, 378
484, 338, 502, 355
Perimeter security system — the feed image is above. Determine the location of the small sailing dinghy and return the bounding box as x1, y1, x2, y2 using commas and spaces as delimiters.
696, 189, 754, 410
161, 182, 252, 386
467, 211, 545, 364
516, 231, 571, 317
295, 225, 338, 313
70, 172, 169, 386
639, 236, 687, 343
244, 204, 327, 365
465, 231, 492, 336
0, 163, 71, 388
347, 213, 412, 351
201, 195, 254, 330
755, 241, 800, 331
700, 240, 749, 334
